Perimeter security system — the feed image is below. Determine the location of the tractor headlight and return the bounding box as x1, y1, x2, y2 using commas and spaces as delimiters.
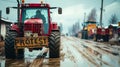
33, 33, 38, 37
84, 27, 87, 30
24, 31, 32, 37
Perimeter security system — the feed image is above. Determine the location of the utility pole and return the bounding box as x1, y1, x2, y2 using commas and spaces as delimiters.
100, 0, 103, 27
0, 10, 1, 20
99, 1, 103, 66
17, 0, 20, 23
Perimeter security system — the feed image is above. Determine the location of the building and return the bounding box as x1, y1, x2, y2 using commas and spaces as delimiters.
0, 18, 12, 40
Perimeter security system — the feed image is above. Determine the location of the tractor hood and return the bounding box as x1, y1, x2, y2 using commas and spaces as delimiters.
24, 18, 43, 24
24, 18, 44, 36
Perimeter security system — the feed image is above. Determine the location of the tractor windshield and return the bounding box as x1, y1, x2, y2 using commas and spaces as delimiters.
22, 8, 48, 23
22, 8, 49, 34
84, 21, 96, 26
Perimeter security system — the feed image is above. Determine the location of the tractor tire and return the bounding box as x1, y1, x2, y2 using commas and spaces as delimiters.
103, 35, 106, 42
81, 30, 84, 39
82, 30, 88, 39
105, 34, 109, 42
84, 30, 88, 39
5, 31, 24, 59
49, 31, 60, 58
94, 34, 97, 41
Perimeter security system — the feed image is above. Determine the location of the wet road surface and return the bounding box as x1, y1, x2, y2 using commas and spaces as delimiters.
0, 36, 120, 67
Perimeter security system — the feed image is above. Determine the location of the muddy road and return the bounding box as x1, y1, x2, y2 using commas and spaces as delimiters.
0, 36, 120, 67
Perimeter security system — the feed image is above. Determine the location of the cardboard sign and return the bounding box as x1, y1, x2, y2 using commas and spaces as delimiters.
15, 36, 48, 49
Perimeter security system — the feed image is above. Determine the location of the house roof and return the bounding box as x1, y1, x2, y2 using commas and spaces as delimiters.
0, 18, 12, 24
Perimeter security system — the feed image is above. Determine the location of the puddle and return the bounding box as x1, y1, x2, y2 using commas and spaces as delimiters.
101, 54, 120, 67
0, 58, 5, 67
0, 47, 49, 67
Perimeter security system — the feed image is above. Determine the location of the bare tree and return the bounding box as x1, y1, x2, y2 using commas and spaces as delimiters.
72, 24, 75, 35
75, 21, 80, 33
109, 14, 118, 24
68, 27, 72, 36
87, 8, 97, 22
68, 20, 80, 36
59, 23, 63, 33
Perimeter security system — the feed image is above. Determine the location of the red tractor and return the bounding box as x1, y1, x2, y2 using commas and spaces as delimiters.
95, 25, 114, 42
118, 22, 120, 42
5, 0, 62, 59
95, 27, 109, 42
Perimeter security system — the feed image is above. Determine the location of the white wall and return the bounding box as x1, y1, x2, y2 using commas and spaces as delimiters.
1, 23, 6, 40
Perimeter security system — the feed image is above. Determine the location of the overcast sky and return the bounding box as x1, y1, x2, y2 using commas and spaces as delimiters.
0, 0, 120, 33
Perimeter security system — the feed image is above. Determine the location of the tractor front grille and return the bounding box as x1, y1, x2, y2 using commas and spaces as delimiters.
24, 23, 43, 35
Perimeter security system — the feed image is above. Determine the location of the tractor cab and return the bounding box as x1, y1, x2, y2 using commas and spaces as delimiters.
21, 4, 50, 36
6, 2, 62, 36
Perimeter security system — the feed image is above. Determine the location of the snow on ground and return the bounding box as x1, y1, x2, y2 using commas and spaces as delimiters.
61, 36, 120, 67
61, 36, 96, 67
0, 36, 120, 67
24, 47, 49, 63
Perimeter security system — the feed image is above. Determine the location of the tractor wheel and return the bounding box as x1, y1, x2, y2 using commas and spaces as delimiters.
105, 34, 109, 42
49, 31, 60, 58
103, 36, 105, 42
5, 31, 24, 59
81, 30, 84, 39
84, 30, 88, 39
82, 30, 88, 39
95, 34, 98, 41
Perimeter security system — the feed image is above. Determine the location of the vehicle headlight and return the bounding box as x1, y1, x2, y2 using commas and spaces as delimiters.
24, 31, 32, 37
84, 27, 87, 30
33, 33, 38, 37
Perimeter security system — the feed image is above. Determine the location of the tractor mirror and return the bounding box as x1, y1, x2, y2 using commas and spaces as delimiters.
6, 7, 10, 14
58, 7, 62, 14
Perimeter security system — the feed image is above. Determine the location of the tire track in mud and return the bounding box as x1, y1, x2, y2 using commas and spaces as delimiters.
5, 59, 25, 67
62, 37, 100, 67
42, 58, 60, 67
71, 37, 114, 67
62, 36, 113, 67
5, 48, 48, 67
4, 56, 45, 67
72, 43, 113, 66
74, 45, 99, 66
60, 39, 76, 63
29, 58, 44, 67
3, 36, 120, 67
61, 37, 95, 67
28, 48, 49, 67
